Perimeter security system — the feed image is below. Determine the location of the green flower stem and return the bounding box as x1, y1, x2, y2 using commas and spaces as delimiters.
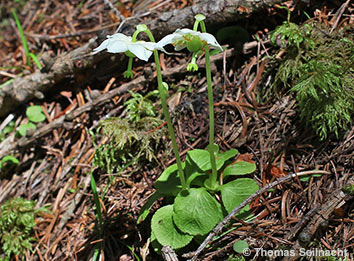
127, 57, 133, 72
124, 29, 141, 78
193, 14, 206, 31
200, 20, 218, 188
131, 30, 140, 41
193, 21, 199, 31
144, 28, 187, 190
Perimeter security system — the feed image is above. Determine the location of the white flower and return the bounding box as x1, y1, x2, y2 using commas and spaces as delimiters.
155, 28, 223, 53
93, 33, 155, 61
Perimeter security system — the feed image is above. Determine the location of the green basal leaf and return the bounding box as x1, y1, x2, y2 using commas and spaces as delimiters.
187, 149, 211, 172
18, 122, 36, 137
151, 205, 193, 250
155, 163, 184, 195
223, 161, 256, 178
217, 149, 238, 162
26, 105, 46, 123
173, 188, 224, 236
137, 192, 161, 224
233, 240, 249, 254
187, 148, 238, 174
184, 153, 206, 187
220, 178, 259, 214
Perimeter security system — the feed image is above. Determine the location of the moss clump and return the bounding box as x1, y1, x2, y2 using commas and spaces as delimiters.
267, 17, 353, 140
0, 198, 47, 260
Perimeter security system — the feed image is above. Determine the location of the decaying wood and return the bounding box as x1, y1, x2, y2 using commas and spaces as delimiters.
0, 0, 283, 117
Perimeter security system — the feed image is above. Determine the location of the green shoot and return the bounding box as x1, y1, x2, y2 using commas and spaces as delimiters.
11, 8, 29, 65
89, 170, 104, 260
28, 53, 43, 70
90, 171, 103, 227
11, 8, 42, 69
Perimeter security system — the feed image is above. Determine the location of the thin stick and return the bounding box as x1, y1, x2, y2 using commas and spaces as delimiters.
185, 170, 331, 261
330, 0, 350, 33
103, 0, 125, 22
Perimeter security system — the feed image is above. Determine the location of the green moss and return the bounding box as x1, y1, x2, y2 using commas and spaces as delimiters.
0, 198, 48, 260
265, 19, 353, 140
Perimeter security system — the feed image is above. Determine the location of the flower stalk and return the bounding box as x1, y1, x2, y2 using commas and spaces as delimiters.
195, 16, 218, 190
143, 28, 187, 191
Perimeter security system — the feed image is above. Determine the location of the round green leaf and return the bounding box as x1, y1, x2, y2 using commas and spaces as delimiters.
188, 149, 230, 172
155, 163, 184, 195
18, 122, 36, 137
223, 161, 256, 178
173, 188, 224, 236
151, 205, 193, 249
233, 240, 249, 254
187, 149, 210, 171
26, 105, 46, 123
220, 178, 259, 214
217, 149, 238, 162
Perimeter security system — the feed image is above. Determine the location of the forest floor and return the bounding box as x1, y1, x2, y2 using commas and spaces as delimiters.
0, 0, 353, 260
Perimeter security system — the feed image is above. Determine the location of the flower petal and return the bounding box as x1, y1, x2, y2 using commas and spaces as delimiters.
141, 41, 156, 51
155, 34, 176, 52
109, 33, 132, 42
175, 28, 195, 36
128, 43, 153, 61
105, 39, 128, 53
200, 33, 223, 51
93, 38, 111, 54
93, 33, 131, 54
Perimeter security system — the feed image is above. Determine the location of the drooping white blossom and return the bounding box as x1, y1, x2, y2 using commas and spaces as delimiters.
155, 29, 222, 53
93, 33, 155, 61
